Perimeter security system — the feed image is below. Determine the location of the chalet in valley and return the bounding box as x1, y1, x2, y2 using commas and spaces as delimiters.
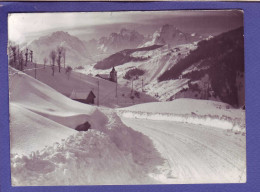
96, 66, 117, 83
70, 89, 96, 104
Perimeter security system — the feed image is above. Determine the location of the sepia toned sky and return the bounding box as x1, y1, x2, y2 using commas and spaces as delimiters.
8, 10, 243, 44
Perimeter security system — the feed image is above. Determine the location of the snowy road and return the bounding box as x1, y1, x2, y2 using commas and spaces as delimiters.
120, 117, 246, 184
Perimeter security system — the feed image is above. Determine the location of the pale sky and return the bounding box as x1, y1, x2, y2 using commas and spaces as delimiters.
8, 10, 243, 44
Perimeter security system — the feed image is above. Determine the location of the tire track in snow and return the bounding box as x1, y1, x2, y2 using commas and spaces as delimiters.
120, 117, 246, 184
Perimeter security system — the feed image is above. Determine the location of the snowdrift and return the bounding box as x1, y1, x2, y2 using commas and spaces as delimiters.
10, 103, 76, 155
9, 68, 107, 128
117, 98, 246, 134
10, 112, 163, 186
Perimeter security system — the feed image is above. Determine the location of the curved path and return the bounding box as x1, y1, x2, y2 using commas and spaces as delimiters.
120, 117, 246, 184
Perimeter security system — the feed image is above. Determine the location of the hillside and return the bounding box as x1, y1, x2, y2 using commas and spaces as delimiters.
94, 45, 163, 69
77, 42, 197, 102
23, 62, 156, 108
158, 27, 244, 106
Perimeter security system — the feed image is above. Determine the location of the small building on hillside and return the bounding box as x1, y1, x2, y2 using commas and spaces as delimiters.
96, 66, 117, 83
70, 89, 96, 104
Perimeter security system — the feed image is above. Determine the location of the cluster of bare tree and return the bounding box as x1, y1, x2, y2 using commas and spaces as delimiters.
8, 42, 32, 71
8, 42, 72, 80
48, 46, 66, 76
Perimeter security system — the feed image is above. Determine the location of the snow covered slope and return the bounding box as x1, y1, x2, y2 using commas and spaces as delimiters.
23, 62, 156, 108
158, 27, 244, 107
9, 68, 164, 185
79, 42, 197, 101
9, 67, 100, 154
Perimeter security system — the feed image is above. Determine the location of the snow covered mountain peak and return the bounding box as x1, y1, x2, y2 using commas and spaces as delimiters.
95, 28, 145, 54
27, 30, 90, 67
42, 31, 74, 43
148, 24, 202, 47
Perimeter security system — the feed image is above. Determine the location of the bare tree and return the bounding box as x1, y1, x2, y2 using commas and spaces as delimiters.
62, 48, 66, 68
25, 48, 28, 66
66, 66, 72, 80
10, 46, 17, 67
57, 46, 66, 72
8, 42, 24, 70
57, 47, 62, 73
30, 50, 33, 62
43, 57, 48, 69
49, 50, 56, 76
19, 50, 24, 71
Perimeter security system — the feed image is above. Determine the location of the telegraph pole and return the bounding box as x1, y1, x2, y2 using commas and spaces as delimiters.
206, 82, 209, 100
20, 51, 23, 71
97, 80, 99, 106
131, 79, 133, 95
142, 78, 144, 92
17, 45, 20, 69
34, 59, 36, 79
30, 50, 33, 62
116, 81, 118, 105
116, 82, 118, 98
25, 48, 28, 66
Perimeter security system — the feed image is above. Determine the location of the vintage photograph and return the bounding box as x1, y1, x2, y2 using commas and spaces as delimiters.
8, 10, 246, 186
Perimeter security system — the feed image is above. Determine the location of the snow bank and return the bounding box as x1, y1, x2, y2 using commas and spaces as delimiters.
117, 99, 245, 134
118, 110, 245, 134
11, 113, 163, 186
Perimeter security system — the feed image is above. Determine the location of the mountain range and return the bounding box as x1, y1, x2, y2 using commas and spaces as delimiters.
89, 26, 244, 107
26, 25, 204, 67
